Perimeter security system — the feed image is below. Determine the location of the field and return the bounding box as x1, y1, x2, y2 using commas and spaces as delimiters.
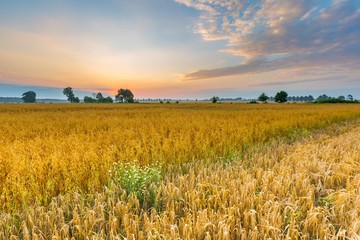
0, 103, 360, 239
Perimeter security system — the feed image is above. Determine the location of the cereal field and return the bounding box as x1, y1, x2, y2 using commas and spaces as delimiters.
0, 103, 360, 239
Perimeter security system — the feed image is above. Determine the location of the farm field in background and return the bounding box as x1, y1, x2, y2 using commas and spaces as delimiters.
0, 103, 360, 238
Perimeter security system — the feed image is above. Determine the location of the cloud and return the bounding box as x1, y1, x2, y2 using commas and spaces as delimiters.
175, 0, 360, 80
250, 75, 348, 87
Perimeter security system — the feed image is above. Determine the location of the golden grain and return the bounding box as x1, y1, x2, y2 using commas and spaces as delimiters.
0, 103, 360, 238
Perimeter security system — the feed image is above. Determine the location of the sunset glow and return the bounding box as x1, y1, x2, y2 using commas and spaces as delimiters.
1, 0, 359, 99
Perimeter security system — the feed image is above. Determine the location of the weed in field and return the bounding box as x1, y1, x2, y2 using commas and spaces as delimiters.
109, 161, 162, 206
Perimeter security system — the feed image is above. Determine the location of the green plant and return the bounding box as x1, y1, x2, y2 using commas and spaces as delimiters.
316, 196, 335, 207
211, 96, 219, 103
109, 161, 162, 204
275, 90, 288, 103
313, 98, 359, 104
287, 128, 310, 139
258, 93, 269, 103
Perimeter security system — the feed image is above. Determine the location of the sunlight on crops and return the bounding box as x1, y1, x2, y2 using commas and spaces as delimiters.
0, 103, 360, 213
1, 111, 359, 238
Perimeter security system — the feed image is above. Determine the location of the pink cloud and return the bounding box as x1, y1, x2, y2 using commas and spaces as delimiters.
176, 0, 360, 80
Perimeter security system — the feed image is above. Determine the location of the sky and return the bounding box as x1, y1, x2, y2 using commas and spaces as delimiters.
0, 0, 359, 99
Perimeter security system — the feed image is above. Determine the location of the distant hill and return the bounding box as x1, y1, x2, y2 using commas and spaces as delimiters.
0, 97, 68, 103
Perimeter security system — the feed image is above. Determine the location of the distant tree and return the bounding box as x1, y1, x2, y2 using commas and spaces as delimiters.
102, 96, 114, 103
274, 91, 288, 103
258, 93, 269, 103
21, 91, 36, 103
96, 92, 104, 101
115, 88, 134, 103
63, 87, 79, 103
317, 94, 330, 101
308, 95, 314, 102
85, 94, 113, 103
338, 95, 345, 100
347, 94, 354, 101
211, 96, 220, 103
84, 96, 97, 103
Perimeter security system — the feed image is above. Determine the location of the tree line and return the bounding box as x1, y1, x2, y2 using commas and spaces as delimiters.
21, 87, 135, 103
211, 91, 357, 104
212, 91, 289, 103
20, 88, 357, 104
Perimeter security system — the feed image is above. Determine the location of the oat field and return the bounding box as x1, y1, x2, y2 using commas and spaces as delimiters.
0, 103, 360, 239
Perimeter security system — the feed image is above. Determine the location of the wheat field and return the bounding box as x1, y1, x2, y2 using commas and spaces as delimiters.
0, 103, 360, 239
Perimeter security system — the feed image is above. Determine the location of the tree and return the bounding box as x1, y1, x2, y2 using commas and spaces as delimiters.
21, 91, 36, 103
103, 96, 114, 103
84, 96, 97, 103
317, 94, 330, 101
115, 88, 134, 103
274, 91, 288, 103
63, 87, 79, 103
338, 95, 345, 100
258, 93, 269, 103
347, 94, 353, 101
99, 96, 113, 103
211, 96, 219, 103
84, 93, 113, 103
96, 92, 104, 101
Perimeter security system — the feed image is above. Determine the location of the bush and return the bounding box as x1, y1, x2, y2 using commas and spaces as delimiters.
211, 96, 219, 104
313, 98, 359, 104
109, 161, 162, 204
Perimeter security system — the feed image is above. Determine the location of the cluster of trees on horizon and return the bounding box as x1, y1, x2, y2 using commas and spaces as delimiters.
212, 91, 357, 104
64, 87, 135, 104
20, 87, 135, 104
16, 88, 358, 104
